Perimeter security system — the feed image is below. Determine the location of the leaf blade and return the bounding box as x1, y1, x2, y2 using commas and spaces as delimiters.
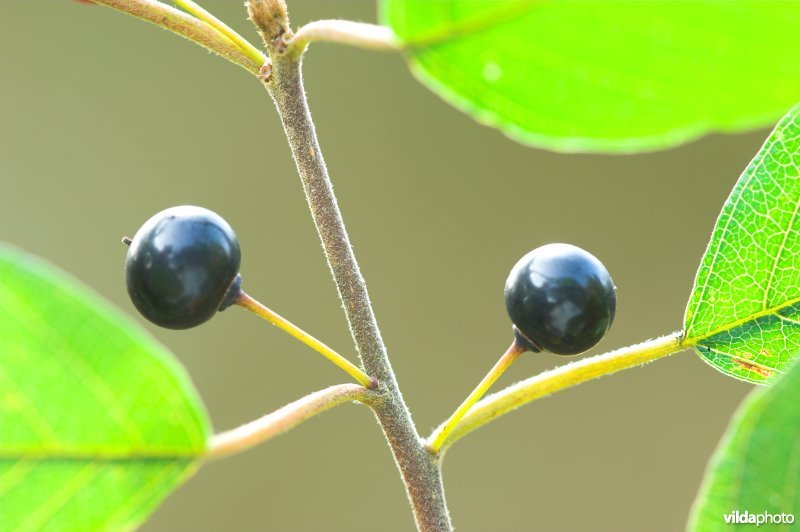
0, 459, 198, 532
684, 105, 800, 384
0, 245, 211, 530
689, 358, 800, 530
382, 0, 800, 152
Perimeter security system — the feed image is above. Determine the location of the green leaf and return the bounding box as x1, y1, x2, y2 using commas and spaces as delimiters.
689, 358, 800, 530
684, 104, 800, 384
0, 245, 211, 530
381, 1, 800, 153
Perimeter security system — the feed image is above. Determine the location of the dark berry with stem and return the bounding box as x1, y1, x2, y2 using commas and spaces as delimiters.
504, 243, 616, 355
122, 205, 373, 387
430, 243, 616, 451
124, 205, 242, 329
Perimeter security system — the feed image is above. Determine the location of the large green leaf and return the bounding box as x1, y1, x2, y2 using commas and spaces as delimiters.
689, 358, 800, 530
684, 105, 800, 384
381, 1, 800, 153
0, 246, 211, 530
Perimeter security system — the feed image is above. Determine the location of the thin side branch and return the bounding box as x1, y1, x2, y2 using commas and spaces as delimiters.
235, 291, 375, 388
208, 383, 370, 459
291, 20, 400, 52
428, 341, 525, 453
91, 0, 266, 74
430, 332, 687, 454
173, 0, 265, 65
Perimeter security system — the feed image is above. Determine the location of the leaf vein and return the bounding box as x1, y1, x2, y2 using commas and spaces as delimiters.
761, 188, 800, 310
20, 461, 100, 532
4, 287, 147, 448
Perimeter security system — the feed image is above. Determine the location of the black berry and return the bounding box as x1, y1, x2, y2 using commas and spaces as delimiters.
504, 243, 616, 355
124, 205, 242, 329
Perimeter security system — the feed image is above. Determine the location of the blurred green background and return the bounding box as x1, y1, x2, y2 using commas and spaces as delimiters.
0, 1, 773, 530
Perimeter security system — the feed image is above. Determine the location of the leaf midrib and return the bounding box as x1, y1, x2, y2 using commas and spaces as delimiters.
400, 2, 535, 49
687, 294, 800, 345
0, 448, 204, 460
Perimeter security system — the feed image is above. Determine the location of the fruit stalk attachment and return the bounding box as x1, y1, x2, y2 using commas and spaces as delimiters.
235, 291, 374, 388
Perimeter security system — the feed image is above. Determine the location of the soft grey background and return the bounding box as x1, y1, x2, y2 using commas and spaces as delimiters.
1, 1, 767, 530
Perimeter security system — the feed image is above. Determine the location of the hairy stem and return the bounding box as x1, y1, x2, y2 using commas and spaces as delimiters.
208, 383, 370, 459
263, 55, 451, 532
247, 2, 451, 528
431, 332, 687, 454
91, 0, 266, 74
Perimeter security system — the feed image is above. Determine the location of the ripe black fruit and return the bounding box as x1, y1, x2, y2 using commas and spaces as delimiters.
504, 243, 616, 355
125, 205, 241, 329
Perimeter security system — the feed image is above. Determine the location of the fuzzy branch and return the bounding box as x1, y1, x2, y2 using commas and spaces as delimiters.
248, 1, 453, 529
90, 0, 266, 74
208, 383, 370, 459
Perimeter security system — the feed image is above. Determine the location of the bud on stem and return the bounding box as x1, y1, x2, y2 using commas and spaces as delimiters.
247, 0, 291, 47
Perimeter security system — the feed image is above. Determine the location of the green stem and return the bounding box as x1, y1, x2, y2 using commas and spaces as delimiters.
91, 0, 266, 74
173, 0, 265, 65
208, 383, 370, 459
430, 332, 687, 454
428, 341, 525, 453
235, 291, 374, 388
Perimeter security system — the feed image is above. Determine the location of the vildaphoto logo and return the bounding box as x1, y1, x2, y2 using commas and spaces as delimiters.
723, 511, 795, 526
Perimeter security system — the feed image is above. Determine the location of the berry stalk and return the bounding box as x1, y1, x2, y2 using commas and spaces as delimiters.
428, 342, 526, 453
235, 291, 374, 388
